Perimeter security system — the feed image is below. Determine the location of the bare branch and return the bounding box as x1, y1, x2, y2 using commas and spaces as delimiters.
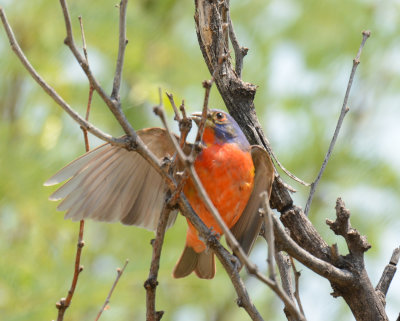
59, 0, 136, 137
289, 256, 305, 317
56, 221, 85, 321
165, 93, 192, 148
326, 198, 371, 257
81, 87, 94, 150
273, 213, 353, 284
261, 193, 276, 281
274, 252, 294, 302
376, 247, 400, 297
0, 7, 123, 146
166, 92, 181, 121
304, 30, 371, 216
56, 45, 95, 320
267, 147, 310, 187
95, 260, 129, 321
224, 0, 248, 78
144, 204, 172, 321
143, 99, 179, 321
274, 252, 297, 321
78, 16, 88, 62
111, 0, 128, 100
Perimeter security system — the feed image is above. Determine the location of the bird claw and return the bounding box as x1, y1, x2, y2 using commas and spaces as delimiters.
230, 255, 242, 272
208, 226, 220, 240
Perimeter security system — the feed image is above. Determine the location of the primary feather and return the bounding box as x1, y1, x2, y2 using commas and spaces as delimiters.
45, 128, 178, 231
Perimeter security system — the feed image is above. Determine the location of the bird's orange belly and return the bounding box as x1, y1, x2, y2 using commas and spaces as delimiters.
183, 143, 254, 252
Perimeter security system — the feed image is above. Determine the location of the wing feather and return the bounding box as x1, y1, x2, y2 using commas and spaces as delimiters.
44, 144, 112, 186
45, 128, 180, 231
229, 145, 275, 256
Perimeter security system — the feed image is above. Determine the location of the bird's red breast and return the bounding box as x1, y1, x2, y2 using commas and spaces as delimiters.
183, 126, 255, 253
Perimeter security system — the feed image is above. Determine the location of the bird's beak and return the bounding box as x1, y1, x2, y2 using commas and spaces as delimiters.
190, 112, 206, 126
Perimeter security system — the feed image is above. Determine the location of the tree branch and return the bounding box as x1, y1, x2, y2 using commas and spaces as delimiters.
95, 260, 129, 321
375, 247, 400, 298
273, 213, 353, 284
144, 204, 172, 321
289, 256, 305, 317
0, 7, 122, 146
224, 0, 248, 78
326, 198, 371, 259
59, 0, 136, 137
111, 0, 128, 100
56, 221, 85, 321
304, 30, 371, 216
55, 21, 94, 318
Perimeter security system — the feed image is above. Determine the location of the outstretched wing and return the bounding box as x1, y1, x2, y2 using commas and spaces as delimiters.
45, 128, 179, 231
229, 145, 275, 256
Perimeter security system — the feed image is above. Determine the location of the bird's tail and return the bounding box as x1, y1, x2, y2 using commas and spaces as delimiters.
172, 245, 215, 279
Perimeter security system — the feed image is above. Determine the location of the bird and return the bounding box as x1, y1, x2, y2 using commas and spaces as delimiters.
45, 109, 274, 279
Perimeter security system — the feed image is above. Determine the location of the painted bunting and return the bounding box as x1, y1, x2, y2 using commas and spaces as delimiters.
45, 109, 274, 279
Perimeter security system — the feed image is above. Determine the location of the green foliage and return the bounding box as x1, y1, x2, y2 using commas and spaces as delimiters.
1, 0, 400, 320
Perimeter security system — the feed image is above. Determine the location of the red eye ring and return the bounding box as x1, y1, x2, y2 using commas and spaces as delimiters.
215, 112, 226, 122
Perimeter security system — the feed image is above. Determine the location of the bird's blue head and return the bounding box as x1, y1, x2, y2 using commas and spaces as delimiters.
191, 109, 250, 150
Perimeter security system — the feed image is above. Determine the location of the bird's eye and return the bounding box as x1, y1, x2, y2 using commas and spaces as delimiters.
214, 112, 226, 122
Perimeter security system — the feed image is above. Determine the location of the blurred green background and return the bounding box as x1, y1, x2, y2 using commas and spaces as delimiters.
1, 0, 400, 320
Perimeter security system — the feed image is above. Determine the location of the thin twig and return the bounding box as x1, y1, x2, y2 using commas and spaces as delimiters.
265, 144, 310, 188
289, 256, 305, 316
56, 220, 85, 321
56, 23, 95, 317
164, 93, 192, 151
80, 17, 93, 151
0, 7, 122, 146
111, 0, 128, 101
78, 16, 88, 62
274, 252, 295, 315
144, 204, 172, 321
59, 0, 136, 137
190, 55, 226, 162
224, 0, 248, 78
304, 30, 371, 216
192, 80, 212, 151
261, 192, 305, 320
95, 259, 129, 321
82, 86, 94, 150
166, 92, 181, 121
261, 192, 276, 281
145, 93, 172, 321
